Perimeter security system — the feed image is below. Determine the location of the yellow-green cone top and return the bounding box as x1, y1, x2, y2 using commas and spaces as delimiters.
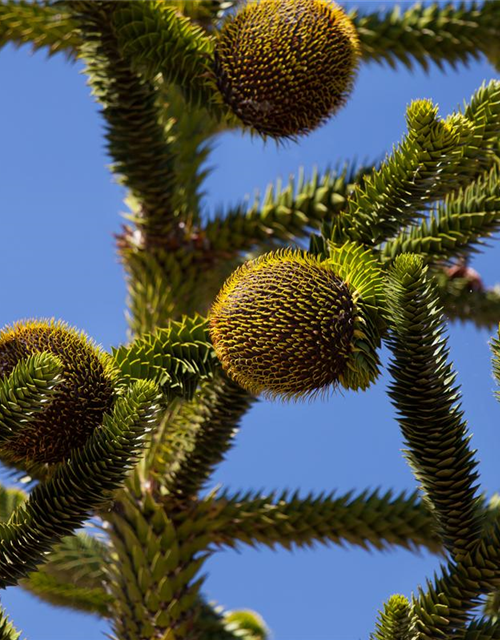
214, 0, 360, 139
0, 319, 117, 463
209, 250, 357, 399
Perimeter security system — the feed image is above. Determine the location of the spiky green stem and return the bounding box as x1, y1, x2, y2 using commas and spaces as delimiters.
383, 165, 500, 263
355, 1, 500, 73
112, 1, 220, 114
331, 81, 500, 247
73, 1, 180, 243
104, 485, 210, 640
205, 164, 373, 255
0, 380, 159, 587
206, 488, 442, 554
371, 595, 411, 640
386, 254, 482, 559
461, 619, 500, 640
112, 315, 218, 401
0, 353, 62, 447
0, 606, 20, 640
0, 1, 78, 57
149, 375, 253, 502
436, 271, 500, 330
22, 534, 112, 617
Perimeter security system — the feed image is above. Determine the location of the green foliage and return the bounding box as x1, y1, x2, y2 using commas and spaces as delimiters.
371, 594, 410, 640
1, 1, 500, 639
22, 571, 109, 618
150, 375, 252, 500
121, 236, 238, 335
491, 327, 500, 399
0, 320, 117, 464
407, 553, 500, 638
73, 1, 179, 241
0, 380, 159, 587
0, 606, 20, 640
0, 353, 62, 447
436, 270, 500, 329
386, 255, 482, 558
112, 1, 218, 112
112, 315, 217, 400
223, 610, 269, 640
206, 164, 372, 258
208, 488, 441, 553
463, 619, 500, 640
197, 600, 268, 640
0, 485, 26, 522
326, 241, 385, 391
105, 487, 211, 638
383, 164, 500, 263
331, 80, 500, 246
22, 534, 112, 617
0, 1, 77, 57
0, 483, 112, 617
161, 83, 218, 221
355, 1, 500, 72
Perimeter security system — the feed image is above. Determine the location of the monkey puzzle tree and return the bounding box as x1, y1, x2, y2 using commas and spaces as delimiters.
0, 1, 500, 639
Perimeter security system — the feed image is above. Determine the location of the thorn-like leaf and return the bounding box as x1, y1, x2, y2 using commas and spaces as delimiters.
386, 254, 482, 559
0, 380, 160, 588
0, 352, 63, 447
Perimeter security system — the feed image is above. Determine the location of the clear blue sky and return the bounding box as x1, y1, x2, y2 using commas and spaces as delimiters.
0, 2, 498, 639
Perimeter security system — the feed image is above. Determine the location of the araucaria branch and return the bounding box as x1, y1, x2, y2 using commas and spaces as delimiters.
0, 1, 500, 638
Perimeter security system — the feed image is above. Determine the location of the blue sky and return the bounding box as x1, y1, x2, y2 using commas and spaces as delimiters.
0, 2, 499, 639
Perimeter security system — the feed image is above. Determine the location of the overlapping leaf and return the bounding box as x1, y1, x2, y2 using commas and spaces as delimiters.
206, 488, 441, 554
332, 81, 500, 246
355, 1, 500, 72
112, 315, 217, 400
0, 380, 159, 587
0, 353, 62, 447
0, 1, 78, 57
384, 165, 500, 262
386, 254, 482, 559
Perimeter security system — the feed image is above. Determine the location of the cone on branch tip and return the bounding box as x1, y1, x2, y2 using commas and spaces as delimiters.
0, 319, 117, 464
209, 247, 384, 400
213, 0, 360, 139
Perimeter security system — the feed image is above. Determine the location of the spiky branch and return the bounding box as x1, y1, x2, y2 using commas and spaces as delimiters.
386, 254, 482, 559
0, 1, 77, 57
355, 1, 500, 72
383, 164, 500, 263
0, 380, 159, 587
331, 80, 500, 246
206, 488, 442, 554
73, 1, 180, 243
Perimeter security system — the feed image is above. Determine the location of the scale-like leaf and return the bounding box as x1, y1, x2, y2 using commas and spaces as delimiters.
151, 375, 252, 499
355, 1, 500, 72
371, 595, 410, 640
386, 254, 482, 559
0, 1, 78, 57
112, 1, 219, 113
384, 165, 500, 262
112, 315, 217, 400
332, 81, 500, 246
0, 352, 62, 447
0, 380, 160, 587
207, 488, 441, 553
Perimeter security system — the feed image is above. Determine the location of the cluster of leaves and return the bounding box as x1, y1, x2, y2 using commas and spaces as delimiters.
0, 1, 500, 639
